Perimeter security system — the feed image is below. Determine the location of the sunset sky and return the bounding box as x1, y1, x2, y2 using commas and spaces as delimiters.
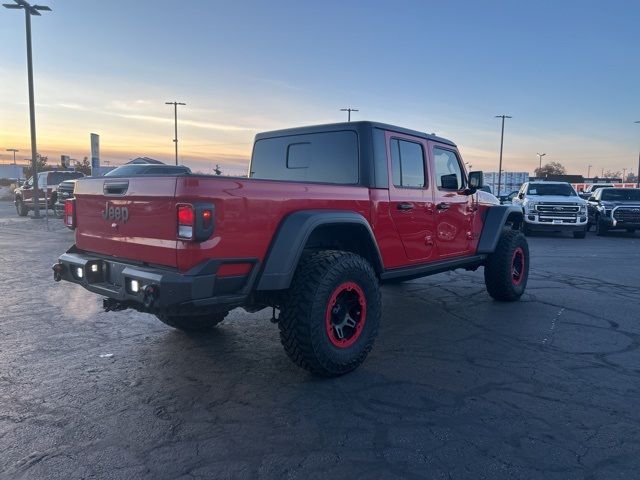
1, 0, 639, 177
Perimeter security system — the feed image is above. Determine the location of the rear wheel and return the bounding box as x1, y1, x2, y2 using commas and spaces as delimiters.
484, 229, 529, 302
156, 310, 228, 331
278, 250, 381, 377
15, 198, 28, 217
573, 229, 587, 239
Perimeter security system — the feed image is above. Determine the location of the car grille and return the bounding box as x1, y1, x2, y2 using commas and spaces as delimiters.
613, 207, 640, 223
56, 183, 74, 201
535, 204, 580, 213
534, 203, 581, 223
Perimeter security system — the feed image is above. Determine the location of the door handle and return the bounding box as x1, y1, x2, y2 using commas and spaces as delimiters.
397, 202, 414, 211
436, 202, 450, 211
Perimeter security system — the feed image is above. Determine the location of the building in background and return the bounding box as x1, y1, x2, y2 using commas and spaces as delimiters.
0, 164, 25, 180
483, 172, 529, 196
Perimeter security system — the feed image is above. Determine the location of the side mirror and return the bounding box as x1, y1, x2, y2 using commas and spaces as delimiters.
588, 196, 596, 202
468, 171, 483, 189
518, 193, 525, 200
463, 171, 483, 195
441, 174, 459, 190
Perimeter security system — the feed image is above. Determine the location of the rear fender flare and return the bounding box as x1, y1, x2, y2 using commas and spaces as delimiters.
256, 210, 383, 291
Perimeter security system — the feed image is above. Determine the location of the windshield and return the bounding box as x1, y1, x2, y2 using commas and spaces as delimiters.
105, 164, 190, 176
105, 165, 148, 176
527, 183, 576, 196
588, 184, 612, 192
601, 189, 640, 202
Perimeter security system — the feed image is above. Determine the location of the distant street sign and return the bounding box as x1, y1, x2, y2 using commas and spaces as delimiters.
90, 133, 100, 176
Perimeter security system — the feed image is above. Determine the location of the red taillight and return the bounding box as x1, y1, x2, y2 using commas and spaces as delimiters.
64, 199, 76, 229
201, 209, 213, 230
177, 204, 194, 239
177, 203, 214, 241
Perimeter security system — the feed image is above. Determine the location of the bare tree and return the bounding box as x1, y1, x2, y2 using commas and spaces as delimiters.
534, 161, 566, 178
74, 157, 91, 176
602, 170, 622, 180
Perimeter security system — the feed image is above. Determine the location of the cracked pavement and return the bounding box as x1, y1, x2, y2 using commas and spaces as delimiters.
1, 202, 639, 479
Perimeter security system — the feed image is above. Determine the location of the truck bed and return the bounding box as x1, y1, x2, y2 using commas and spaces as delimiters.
74, 175, 374, 272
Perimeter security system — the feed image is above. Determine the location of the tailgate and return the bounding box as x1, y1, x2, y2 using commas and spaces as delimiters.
74, 177, 178, 268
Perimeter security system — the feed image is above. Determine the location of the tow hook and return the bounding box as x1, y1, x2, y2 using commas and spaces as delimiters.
52, 263, 64, 282
103, 298, 128, 312
142, 285, 159, 309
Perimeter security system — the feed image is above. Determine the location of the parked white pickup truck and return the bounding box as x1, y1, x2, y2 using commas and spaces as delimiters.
512, 181, 588, 238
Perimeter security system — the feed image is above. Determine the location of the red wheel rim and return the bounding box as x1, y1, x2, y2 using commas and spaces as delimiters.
325, 282, 367, 348
511, 247, 525, 286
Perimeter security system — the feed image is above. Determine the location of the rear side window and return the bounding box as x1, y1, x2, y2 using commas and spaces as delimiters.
390, 138, 425, 188
250, 131, 358, 184
433, 148, 465, 190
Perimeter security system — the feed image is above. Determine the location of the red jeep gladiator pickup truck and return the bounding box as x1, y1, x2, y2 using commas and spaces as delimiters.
54, 121, 528, 376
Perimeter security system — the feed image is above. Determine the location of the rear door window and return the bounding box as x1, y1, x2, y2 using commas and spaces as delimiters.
433, 148, 465, 190
250, 131, 358, 184
390, 138, 425, 188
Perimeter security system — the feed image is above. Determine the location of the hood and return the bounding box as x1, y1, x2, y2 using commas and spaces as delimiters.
525, 195, 585, 204
477, 190, 500, 205
601, 200, 640, 208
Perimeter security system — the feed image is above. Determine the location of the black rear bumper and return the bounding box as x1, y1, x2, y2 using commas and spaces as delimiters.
53, 248, 259, 313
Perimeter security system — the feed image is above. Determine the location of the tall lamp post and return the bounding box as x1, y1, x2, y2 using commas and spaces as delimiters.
587, 164, 592, 180
6, 148, 19, 165
635, 121, 640, 188
495, 115, 512, 197
536, 152, 546, 173
3, 0, 51, 218
165, 101, 186, 165
340, 108, 358, 122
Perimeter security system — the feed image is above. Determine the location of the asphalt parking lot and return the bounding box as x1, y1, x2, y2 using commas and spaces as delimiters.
1, 201, 639, 480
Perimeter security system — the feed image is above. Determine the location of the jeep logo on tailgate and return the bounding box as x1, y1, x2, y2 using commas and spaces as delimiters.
102, 201, 129, 223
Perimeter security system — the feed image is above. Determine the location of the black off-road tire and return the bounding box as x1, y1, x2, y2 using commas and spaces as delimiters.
484, 229, 529, 302
522, 222, 532, 236
596, 219, 609, 236
573, 229, 587, 239
15, 198, 28, 217
156, 310, 229, 331
278, 250, 381, 377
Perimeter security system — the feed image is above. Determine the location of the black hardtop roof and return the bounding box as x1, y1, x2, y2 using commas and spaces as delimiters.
255, 121, 456, 147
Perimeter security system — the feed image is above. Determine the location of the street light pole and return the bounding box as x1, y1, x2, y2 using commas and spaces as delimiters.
587, 164, 592, 179
340, 108, 359, 122
3, 0, 51, 218
165, 101, 186, 165
495, 115, 512, 197
6, 149, 19, 165
635, 121, 640, 188
536, 152, 546, 172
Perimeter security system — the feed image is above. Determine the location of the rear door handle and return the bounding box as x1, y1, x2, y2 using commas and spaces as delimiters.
397, 202, 414, 211
436, 202, 450, 211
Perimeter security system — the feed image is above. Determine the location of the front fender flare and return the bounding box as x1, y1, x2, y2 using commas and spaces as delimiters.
476, 205, 523, 254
